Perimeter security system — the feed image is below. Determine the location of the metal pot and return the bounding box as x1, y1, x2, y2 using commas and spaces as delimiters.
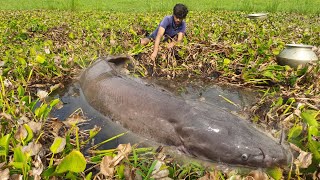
247, 13, 268, 19
276, 44, 319, 68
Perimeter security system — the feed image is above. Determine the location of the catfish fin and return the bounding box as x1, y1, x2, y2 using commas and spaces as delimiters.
106, 55, 131, 66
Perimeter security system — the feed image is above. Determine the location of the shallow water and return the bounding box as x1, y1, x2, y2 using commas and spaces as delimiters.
50, 78, 259, 150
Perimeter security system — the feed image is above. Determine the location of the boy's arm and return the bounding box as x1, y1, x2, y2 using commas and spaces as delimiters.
167, 32, 184, 49
177, 32, 184, 42
151, 26, 165, 61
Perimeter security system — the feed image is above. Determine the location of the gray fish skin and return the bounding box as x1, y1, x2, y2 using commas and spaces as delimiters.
80, 56, 292, 168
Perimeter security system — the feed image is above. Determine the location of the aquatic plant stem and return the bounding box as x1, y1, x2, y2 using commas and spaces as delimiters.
90, 132, 128, 149
76, 126, 80, 150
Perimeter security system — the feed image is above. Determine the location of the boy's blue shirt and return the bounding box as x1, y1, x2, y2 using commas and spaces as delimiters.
149, 15, 186, 39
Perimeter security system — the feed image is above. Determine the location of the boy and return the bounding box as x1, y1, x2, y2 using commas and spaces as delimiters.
140, 4, 188, 61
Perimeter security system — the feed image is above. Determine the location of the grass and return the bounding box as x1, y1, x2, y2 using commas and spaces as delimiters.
0, 0, 320, 13
0, 1, 319, 178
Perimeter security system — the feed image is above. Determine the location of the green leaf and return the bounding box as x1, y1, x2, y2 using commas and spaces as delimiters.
50, 136, 66, 154
288, 125, 302, 139
66, 172, 79, 180
308, 126, 319, 136
274, 97, 283, 107
262, 70, 275, 79
35, 103, 48, 118
85, 172, 92, 180
23, 124, 34, 143
145, 160, 158, 179
55, 150, 86, 174
307, 126, 320, 161
116, 164, 125, 179
50, 99, 61, 107
90, 155, 102, 163
0, 134, 11, 158
17, 85, 25, 97
11, 162, 24, 169
36, 55, 45, 64
223, 58, 230, 66
301, 110, 318, 127
89, 128, 100, 139
307, 137, 320, 161
17, 57, 26, 66
266, 167, 283, 180
13, 146, 26, 163
69, 32, 75, 39
42, 166, 56, 177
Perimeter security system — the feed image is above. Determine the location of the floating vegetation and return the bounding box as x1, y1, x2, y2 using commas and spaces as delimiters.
0, 10, 319, 179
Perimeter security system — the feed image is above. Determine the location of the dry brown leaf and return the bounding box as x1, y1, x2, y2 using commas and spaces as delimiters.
112, 144, 132, 166
290, 142, 313, 169
0, 162, 5, 169
33, 175, 41, 180
3, 79, 12, 88
100, 155, 114, 177
124, 166, 136, 180
294, 150, 313, 168
0, 113, 12, 121
27, 121, 42, 134
313, 170, 320, 180
44, 47, 50, 54
9, 174, 22, 180
198, 171, 219, 180
19, 116, 30, 124
0, 168, 9, 180
246, 170, 268, 180
36, 90, 48, 101
54, 56, 62, 64
63, 114, 86, 127
49, 119, 65, 136
50, 83, 61, 92
14, 125, 28, 141
110, 39, 117, 46
31, 155, 44, 176
117, 143, 132, 156
289, 142, 302, 152
22, 141, 42, 156
226, 175, 242, 180
135, 173, 143, 180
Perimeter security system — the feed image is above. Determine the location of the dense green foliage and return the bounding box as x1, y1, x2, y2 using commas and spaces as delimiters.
1, 0, 320, 14
0, 10, 319, 179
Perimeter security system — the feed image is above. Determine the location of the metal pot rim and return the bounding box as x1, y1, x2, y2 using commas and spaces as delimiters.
247, 13, 268, 18
285, 44, 314, 48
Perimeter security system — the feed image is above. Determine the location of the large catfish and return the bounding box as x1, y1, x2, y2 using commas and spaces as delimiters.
79, 56, 292, 168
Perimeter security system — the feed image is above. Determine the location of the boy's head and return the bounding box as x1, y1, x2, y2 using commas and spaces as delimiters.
173, 4, 188, 26
173, 4, 188, 19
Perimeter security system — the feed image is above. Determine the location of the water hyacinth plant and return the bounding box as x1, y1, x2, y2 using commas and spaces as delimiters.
0, 8, 319, 179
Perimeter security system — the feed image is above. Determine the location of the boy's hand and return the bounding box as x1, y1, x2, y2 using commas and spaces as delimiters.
150, 51, 157, 61
167, 42, 175, 49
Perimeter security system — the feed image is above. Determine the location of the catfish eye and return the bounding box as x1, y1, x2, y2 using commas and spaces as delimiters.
241, 154, 248, 161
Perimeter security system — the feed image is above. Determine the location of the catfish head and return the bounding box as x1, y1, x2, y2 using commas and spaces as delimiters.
176, 112, 292, 168
79, 56, 130, 88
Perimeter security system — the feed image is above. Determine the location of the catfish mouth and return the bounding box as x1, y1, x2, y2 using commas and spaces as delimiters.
254, 147, 290, 168
245, 148, 268, 167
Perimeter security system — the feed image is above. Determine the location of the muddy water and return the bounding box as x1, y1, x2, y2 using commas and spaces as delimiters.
50, 79, 259, 150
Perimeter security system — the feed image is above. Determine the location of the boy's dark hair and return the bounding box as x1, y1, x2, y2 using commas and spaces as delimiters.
173, 4, 188, 19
